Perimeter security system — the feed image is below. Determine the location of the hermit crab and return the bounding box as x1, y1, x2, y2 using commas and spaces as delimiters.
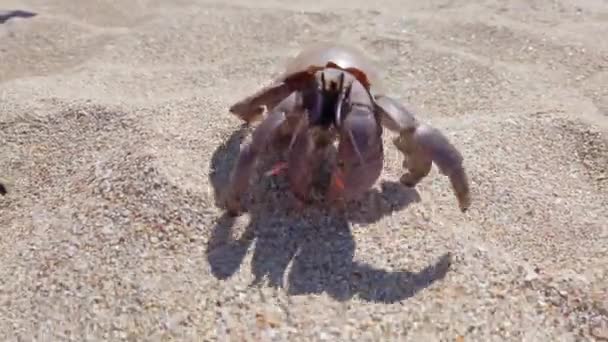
223, 42, 470, 215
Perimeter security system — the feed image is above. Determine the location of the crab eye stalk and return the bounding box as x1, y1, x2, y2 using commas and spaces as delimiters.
307, 70, 351, 128
335, 80, 352, 128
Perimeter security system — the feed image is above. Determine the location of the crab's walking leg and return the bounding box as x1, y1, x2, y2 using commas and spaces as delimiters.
223, 98, 294, 216
229, 81, 293, 123
374, 95, 471, 212
229, 71, 312, 123
285, 120, 335, 205
284, 130, 314, 203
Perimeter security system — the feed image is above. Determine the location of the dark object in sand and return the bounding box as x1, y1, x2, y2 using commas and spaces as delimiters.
0, 10, 37, 24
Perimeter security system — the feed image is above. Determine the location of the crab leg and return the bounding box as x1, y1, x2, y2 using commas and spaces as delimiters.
223, 97, 296, 215
229, 70, 314, 123
374, 94, 471, 212
229, 81, 293, 123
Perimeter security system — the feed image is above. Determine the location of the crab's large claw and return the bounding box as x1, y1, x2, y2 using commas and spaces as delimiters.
374, 95, 471, 212
229, 70, 314, 123
327, 104, 384, 203
223, 96, 295, 216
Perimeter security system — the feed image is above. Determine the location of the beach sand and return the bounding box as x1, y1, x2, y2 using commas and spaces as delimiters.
1, 0, 607, 340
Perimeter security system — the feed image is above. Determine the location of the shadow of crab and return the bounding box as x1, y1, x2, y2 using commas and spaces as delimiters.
206, 125, 452, 304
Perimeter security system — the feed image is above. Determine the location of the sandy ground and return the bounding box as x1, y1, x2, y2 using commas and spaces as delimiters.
1, 0, 607, 340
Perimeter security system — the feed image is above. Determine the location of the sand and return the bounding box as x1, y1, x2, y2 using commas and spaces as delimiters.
1, 0, 607, 340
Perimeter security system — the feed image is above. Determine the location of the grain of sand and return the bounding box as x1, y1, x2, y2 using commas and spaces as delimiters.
1, 0, 607, 340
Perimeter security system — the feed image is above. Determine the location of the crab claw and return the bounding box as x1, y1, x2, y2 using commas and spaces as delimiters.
393, 125, 471, 212
374, 95, 471, 212
327, 103, 384, 203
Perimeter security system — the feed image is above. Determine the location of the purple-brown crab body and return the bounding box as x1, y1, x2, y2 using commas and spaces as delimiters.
223, 42, 471, 216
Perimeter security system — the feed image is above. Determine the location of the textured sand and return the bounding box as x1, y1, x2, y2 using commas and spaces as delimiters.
1, 0, 607, 340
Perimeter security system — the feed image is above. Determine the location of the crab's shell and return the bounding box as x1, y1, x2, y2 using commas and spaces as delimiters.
280, 42, 385, 94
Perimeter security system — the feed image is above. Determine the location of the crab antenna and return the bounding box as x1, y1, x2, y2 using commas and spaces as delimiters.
344, 83, 352, 99
335, 97, 344, 127
288, 113, 308, 152
321, 72, 326, 90
347, 127, 366, 167
335, 72, 347, 126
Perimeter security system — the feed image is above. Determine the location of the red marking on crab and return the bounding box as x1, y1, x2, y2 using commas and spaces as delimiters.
265, 161, 288, 177
331, 169, 345, 191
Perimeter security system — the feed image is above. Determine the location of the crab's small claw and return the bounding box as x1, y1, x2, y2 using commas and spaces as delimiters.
374, 94, 471, 212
